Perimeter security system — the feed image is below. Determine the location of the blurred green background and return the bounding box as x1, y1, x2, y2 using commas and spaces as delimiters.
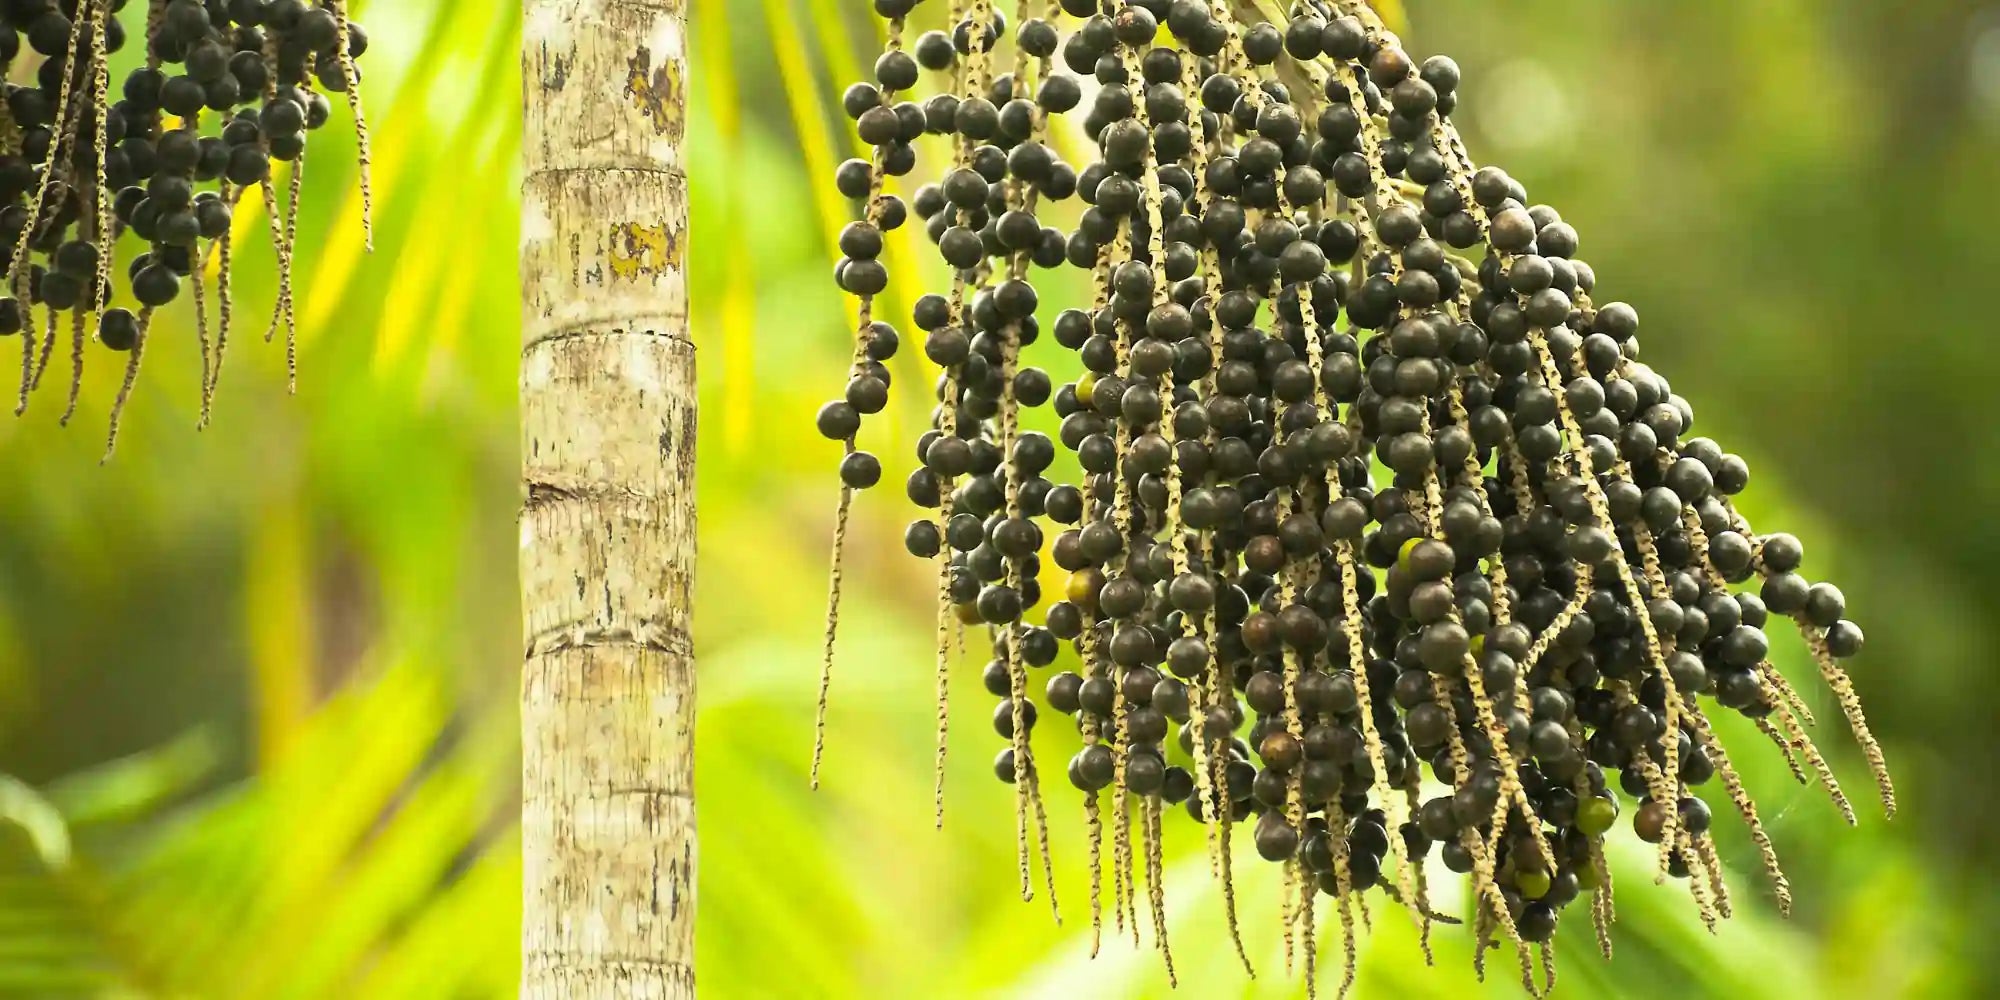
0, 0, 1993, 996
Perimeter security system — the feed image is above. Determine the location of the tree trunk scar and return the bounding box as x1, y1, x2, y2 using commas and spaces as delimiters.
523, 1, 695, 997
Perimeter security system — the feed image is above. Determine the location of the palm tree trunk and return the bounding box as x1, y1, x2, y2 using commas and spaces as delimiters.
520, 1, 695, 997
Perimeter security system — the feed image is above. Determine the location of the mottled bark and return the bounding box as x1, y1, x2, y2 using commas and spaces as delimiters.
521, 1, 695, 997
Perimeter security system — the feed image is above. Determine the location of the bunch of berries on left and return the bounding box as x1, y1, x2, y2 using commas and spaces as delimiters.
0, 0, 372, 445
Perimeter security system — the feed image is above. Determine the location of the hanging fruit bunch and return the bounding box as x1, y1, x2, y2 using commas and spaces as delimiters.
812, 0, 1889, 994
0, 0, 373, 455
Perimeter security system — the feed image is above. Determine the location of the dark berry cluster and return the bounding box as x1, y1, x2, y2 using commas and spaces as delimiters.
815, 0, 1888, 993
0, 0, 372, 451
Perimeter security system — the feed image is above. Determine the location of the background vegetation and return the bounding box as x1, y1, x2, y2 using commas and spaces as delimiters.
0, 0, 1992, 995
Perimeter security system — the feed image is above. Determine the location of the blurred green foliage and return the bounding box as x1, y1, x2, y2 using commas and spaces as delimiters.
0, 0, 1992, 996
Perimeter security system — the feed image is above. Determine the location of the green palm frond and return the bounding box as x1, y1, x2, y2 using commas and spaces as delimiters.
0, 774, 69, 871
0, 658, 514, 999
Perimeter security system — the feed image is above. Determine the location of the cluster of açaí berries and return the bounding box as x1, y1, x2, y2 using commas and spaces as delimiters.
816, 0, 1888, 993
0, 0, 371, 447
